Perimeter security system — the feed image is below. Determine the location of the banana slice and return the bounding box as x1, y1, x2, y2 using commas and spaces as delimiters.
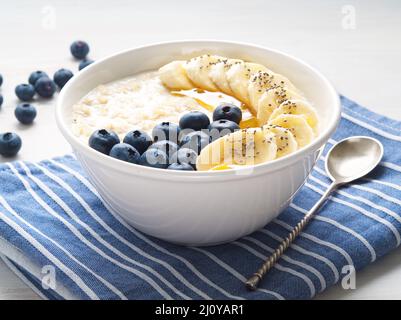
248, 71, 298, 114
184, 55, 223, 91
270, 99, 319, 134
208, 58, 242, 96
263, 124, 298, 158
159, 60, 195, 90
226, 62, 267, 107
257, 87, 305, 125
268, 114, 314, 148
196, 128, 277, 171
247, 70, 276, 113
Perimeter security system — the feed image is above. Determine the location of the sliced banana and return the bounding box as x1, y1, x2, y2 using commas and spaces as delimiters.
159, 60, 195, 90
270, 99, 319, 134
248, 70, 298, 114
263, 124, 298, 158
226, 62, 267, 107
248, 70, 276, 114
196, 128, 277, 171
208, 58, 242, 96
257, 87, 305, 125
268, 114, 314, 148
184, 55, 223, 91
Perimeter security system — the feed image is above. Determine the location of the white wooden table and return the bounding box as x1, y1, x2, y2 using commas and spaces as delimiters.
1, 0, 401, 300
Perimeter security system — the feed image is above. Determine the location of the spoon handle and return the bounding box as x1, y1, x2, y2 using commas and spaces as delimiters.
245, 182, 337, 290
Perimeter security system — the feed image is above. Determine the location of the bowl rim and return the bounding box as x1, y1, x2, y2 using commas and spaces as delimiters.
56, 39, 341, 181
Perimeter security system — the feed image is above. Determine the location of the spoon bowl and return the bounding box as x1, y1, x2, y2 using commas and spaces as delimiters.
246, 135, 384, 290
326, 136, 384, 184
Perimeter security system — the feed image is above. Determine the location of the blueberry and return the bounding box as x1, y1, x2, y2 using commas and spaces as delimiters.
15, 84, 35, 101
0, 73, 3, 87
123, 130, 152, 154
53, 69, 74, 89
179, 111, 210, 131
109, 143, 140, 164
172, 148, 197, 169
167, 163, 194, 171
149, 140, 179, 160
209, 119, 240, 139
34, 77, 56, 98
0, 94, 3, 108
28, 71, 48, 86
0, 132, 22, 157
89, 129, 120, 155
213, 103, 242, 124
15, 103, 37, 124
179, 131, 210, 154
139, 148, 169, 169
79, 59, 94, 71
152, 122, 180, 143
70, 41, 90, 59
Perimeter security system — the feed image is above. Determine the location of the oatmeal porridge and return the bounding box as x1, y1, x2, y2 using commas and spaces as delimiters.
72, 54, 319, 171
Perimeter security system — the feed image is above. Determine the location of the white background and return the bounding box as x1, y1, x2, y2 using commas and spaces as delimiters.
0, 0, 401, 299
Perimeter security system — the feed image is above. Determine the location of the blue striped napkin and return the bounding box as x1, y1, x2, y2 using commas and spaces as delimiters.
1, 96, 400, 300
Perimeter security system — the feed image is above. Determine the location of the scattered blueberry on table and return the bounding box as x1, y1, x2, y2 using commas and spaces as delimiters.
89, 129, 120, 155
109, 143, 140, 164
78, 59, 94, 71
70, 40, 90, 59
15, 83, 35, 101
28, 71, 49, 86
0, 40, 97, 160
167, 163, 194, 171
179, 111, 210, 131
0, 132, 22, 157
53, 69, 74, 89
15, 103, 37, 124
34, 77, 56, 98
123, 130, 152, 154
213, 103, 242, 124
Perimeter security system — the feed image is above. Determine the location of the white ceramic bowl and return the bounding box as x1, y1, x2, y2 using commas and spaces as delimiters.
56, 40, 340, 246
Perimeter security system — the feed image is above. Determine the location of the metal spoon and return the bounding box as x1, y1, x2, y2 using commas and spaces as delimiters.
246, 136, 384, 290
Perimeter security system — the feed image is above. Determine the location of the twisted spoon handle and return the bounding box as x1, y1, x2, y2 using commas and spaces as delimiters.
245, 182, 337, 290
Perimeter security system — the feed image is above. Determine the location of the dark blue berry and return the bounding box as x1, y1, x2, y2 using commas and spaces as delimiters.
109, 143, 140, 164
34, 77, 56, 98
0, 95, 3, 108
213, 103, 242, 124
0, 74, 3, 87
53, 69, 74, 89
0, 132, 22, 157
139, 148, 169, 169
179, 111, 210, 131
79, 59, 94, 71
149, 140, 179, 160
180, 131, 210, 154
167, 163, 194, 171
209, 119, 240, 139
123, 130, 152, 154
70, 41, 90, 59
15, 84, 35, 101
172, 148, 197, 168
89, 129, 120, 155
152, 122, 181, 143
15, 103, 37, 124
28, 71, 48, 85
